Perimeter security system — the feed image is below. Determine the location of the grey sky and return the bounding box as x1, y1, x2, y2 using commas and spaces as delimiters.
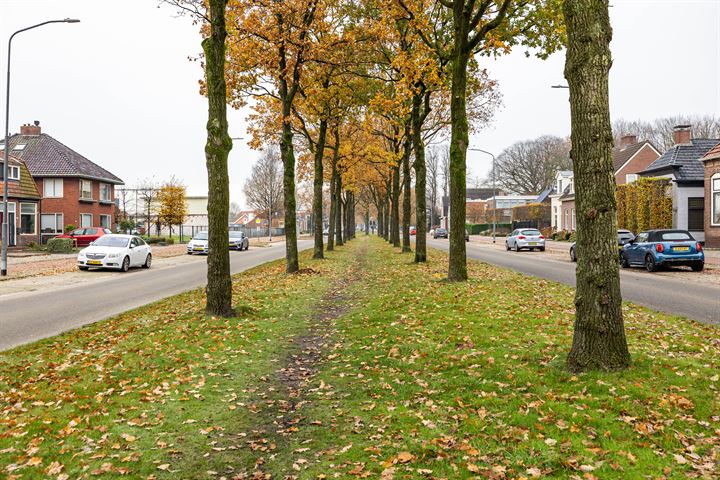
2, 0, 718, 208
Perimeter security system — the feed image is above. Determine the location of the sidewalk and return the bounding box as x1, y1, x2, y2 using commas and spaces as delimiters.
468, 234, 720, 265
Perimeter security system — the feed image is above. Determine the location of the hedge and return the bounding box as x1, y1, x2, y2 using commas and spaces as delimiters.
616, 177, 672, 232
512, 203, 551, 222
46, 238, 75, 253
466, 222, 512, 235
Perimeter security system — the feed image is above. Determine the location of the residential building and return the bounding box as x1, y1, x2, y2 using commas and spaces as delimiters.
185, 196, 208, 228
613, 134, 661, 185
0, 154, 41, 246
701, 143, 720, 247
550, 171, 573, 230
1, 122, 123, 242
232, 210, 257, 226
442, 187, 503, 228
485, 195, 537, 223
639, 125, 719, 242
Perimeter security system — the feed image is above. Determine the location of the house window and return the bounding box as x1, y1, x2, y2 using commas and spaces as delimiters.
687, 197, 704, 231
0, 163, 20, 180
80, 213, 92, 228
43, 178, 64, 198
564, 210, 569, 230
19, 203, 36, 234
626, 173, 638, 183
99, 183, 111, 202
100, 214, 111, 229
41, 213, 64, 234
572, 208, 576, 230
80, 180, 93, 200
712, 175, 720, 226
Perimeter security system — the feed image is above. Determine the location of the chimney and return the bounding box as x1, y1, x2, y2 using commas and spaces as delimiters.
672, 124, 692, 146
619, 134, 637, 149
20, 121, 41, 136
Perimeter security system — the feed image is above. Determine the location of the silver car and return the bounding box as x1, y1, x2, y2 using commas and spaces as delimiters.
505, 228, 546, 252
229, 231, 249, 251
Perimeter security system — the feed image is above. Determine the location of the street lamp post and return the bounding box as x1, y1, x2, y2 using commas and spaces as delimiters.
2, 18, 79, 277
468, 148, 497, 243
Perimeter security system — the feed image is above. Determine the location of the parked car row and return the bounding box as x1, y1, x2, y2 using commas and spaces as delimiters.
187, 231, 250, 255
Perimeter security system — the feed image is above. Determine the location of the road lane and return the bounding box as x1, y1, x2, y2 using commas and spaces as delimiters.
0, 241, 313, 351
427, 238, 720, 324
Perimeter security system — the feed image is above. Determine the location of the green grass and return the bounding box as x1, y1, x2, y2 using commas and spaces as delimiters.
1, 236, 718, 479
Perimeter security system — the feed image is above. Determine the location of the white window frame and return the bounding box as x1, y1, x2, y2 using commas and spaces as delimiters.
9, 165, 19, 180
626, 173, 638, 183
80, 213, 93, 228
99, 183, 111, 202
19, 203, 37, 235
43, 178, 64, 198
41, 213, 64, 235
711, 173, 720, 226
572, 208, 576, 230
80, 179, 93, 200
99, 214, 112, 229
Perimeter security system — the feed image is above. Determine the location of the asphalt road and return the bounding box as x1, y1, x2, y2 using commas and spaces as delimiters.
427, 238, 720, 325
0, 240, 312, 351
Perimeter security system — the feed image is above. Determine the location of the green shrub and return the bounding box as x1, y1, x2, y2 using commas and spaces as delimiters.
64, 224, 77, 234
144, 237, 174, 245
47, 237, 75, 253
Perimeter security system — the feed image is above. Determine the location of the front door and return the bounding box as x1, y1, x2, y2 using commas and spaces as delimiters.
1, 203, 16, 246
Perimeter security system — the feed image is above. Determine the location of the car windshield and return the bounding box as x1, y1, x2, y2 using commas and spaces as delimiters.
521, 229, 541, 236
194, 232, 209, 240
660, 232, 693, 241
92, 236, 129, 248
229, 232, 244, 238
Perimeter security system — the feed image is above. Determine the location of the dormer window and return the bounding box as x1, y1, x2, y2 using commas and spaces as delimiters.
13, 144, 26, 151
0, 163, 20, 180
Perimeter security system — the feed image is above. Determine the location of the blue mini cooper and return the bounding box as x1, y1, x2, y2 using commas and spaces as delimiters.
620, 229, 704, 272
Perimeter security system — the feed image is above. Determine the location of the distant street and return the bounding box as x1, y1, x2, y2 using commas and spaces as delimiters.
427, 237, 720, 325
0, 240, 313, 351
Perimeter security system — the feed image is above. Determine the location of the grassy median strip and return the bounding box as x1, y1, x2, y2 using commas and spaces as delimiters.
1, 236, 718, 479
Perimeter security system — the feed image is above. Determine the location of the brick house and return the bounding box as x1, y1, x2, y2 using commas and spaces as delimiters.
0, 154, 41, 247
613, 134, 661, 185
701, 143, 720, 247
639, 125, 719, 242
1, 122, 123, 243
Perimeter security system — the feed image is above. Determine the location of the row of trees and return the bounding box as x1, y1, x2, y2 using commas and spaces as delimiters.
166, 0, 629, 373
116, 178, 188, 235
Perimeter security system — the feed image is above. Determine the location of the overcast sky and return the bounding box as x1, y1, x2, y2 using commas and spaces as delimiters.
1, 0, 718, 208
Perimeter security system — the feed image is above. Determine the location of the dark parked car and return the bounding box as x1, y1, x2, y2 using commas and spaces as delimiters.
620, 229, 704, 272
570, 229, 635, 262
433, 227, 448, 239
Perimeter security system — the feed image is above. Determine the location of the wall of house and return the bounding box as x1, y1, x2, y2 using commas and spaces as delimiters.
615, 145, 660, 185
672, 184, 705, 242
35, 177, 116, 235
2, 199, 40, 247
704, 158, 720, 248
560, 200, 576, 231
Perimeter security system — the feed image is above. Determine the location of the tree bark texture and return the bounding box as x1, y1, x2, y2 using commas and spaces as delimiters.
391, 164, 401, 247
412, 92, 428, 263
312, 119, 328, 259
564, 0, 630, 372
203, 0, 234, 317
335, 176, 344, 246
327, 142, 338, 251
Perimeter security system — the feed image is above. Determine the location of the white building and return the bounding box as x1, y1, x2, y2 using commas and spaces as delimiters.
549, 171, 573, 231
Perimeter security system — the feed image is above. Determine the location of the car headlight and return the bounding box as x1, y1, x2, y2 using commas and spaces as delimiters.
108, 253, 120, 258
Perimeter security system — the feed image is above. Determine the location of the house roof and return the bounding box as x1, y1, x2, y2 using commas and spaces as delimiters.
701, 143, 720, 162
612, 141, 658, 172
556, 170, 573, 178
1, 133, 124, 184
535, 187, 554, 203
558, 183, 574, 201
641, 138, 720, 181
2, 154, 41, 200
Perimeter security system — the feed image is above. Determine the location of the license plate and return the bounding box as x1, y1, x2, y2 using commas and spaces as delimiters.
87, 260, 102, 265
674, 246, 689, 252
194, 247, 204, 251
529, 242, 537, 246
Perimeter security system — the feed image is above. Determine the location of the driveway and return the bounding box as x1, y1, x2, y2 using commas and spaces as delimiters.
0, 240, 313, 351
428, 237, 720, 324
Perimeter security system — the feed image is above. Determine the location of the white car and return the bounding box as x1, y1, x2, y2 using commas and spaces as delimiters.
505, 228, 546, 252
77, 234, 152, 272
187, 231, 209, 254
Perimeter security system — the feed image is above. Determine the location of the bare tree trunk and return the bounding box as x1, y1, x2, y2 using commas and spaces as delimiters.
327, 140, 338, 252
335, 177, 344, 246
448, 46, 469, 281
391, 165, 401, 247
564, 0, 630, 372
312, 119, 327, 259
280, 121, 299, 273
402, 133, 412, 253
412, 92, 428, 263
203, 0, 233, 316
365, 208, 370, 235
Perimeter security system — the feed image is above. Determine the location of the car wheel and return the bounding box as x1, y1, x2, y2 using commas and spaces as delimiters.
645, 254, 658, 272
620, 253, 629, 268
570, 247, 576, 262
121, 256, 130, 272
539, 247, 545, 252
505, 242, 510, 251
691, 262, 704, 272
143, 254, 152, 269
79, 266, 89, 271
514, 243, 520, 252
187, 252, 193, 255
